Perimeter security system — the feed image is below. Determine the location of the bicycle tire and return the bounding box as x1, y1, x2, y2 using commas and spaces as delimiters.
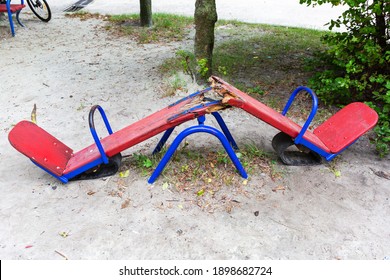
26, 0, 51, 22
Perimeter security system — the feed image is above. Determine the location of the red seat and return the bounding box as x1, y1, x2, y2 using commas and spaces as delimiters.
314, 102, 378, 153
8, 121, 73, 176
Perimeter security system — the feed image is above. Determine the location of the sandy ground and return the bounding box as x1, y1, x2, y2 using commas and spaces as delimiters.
0, 1, 389, 260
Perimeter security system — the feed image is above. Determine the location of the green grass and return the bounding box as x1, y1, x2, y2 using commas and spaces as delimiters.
118, 143, 282, 212
121, 143, 280, 183
66, 12, 193, 44
107, 13, 193, 43
213, 25, 327, 86
159, 22, 328, 91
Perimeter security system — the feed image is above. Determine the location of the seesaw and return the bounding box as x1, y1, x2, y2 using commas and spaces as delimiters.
8, 76, 378, 183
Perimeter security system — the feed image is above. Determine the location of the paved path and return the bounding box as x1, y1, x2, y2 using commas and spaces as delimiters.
52, 0, 346, 30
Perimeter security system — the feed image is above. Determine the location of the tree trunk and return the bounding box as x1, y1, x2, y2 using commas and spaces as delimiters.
374, 1, 388, 52
140, 0, 152, 27
194, 0, 217, 80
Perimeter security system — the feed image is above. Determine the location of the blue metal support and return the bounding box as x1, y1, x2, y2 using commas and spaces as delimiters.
31, 161, 69, 183
148, 124, 247, 184
153, 112, 239, 155
211, 112, 239, 150
63, 157, 106, 180
152, 127, 175, 155
89, 105, 114, 165
280, 86, 350, 161
282, 86, 318, 145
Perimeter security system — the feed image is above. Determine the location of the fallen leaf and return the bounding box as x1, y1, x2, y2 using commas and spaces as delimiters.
119, 170, 130, 178
371, 168, 390, 180
87, 190, 96, 196
31, 104, 37, 124
59, 231, 70, 238
272, 185, 286, 192
121, 198, 131, 209
243, 179, 248, 185
334, 170, 341, 178
197, 189, 205, 196
162, 182, 169, 190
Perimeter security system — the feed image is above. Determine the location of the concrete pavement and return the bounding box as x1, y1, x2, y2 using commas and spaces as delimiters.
51, 0, 346, 30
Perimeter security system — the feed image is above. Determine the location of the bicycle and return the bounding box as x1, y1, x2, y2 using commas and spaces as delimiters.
26, 0, 51, 22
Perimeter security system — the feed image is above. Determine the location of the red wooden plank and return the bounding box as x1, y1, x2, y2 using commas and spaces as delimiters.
8, 121, 73, 176
314, 102, 378, 153
210, 76, 331, 152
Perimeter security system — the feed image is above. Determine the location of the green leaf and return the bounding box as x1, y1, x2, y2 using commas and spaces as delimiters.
197, 189, 205, 196
119, 170, 130, 178
143, 158, 153, 168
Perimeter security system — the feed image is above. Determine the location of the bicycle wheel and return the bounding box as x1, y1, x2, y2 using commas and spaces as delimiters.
26, 0, 51, 22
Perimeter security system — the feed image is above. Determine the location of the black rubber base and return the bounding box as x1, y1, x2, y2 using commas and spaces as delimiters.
70, 153, 122, 181
272, 132, 322, 165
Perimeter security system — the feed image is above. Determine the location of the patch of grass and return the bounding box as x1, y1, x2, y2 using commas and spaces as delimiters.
159, 22, 327, 96
122, 143, 279, 183
247, 85, 265, 96
119, 143, 280, 212
213, 25, 327, 90
121, 153, 161, 176
160, 73, 188, 97
66, 12, 193, 43
107, 13, 193, 43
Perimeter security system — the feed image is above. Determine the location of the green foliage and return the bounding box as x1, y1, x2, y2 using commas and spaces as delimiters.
247, 86, 265, 96
300, 0, 390, 156
176, 50, 195, 73
217, 66, 228, 76
197, 58, 209, 77
133, 153, 154, 169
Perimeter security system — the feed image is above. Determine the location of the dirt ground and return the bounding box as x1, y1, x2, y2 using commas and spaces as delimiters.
1, 4, 389, 260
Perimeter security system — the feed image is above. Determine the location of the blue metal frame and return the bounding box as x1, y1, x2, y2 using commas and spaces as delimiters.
152, 127, 175, 155
148, 114, 247, 184
282, 86, 318, 145
31, 160, 70, 183
211, 112, 239, 150
153, 112, 238, 155
88, 105, 114, 163
63, 105, 115, 181
282, 86, 349, 161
